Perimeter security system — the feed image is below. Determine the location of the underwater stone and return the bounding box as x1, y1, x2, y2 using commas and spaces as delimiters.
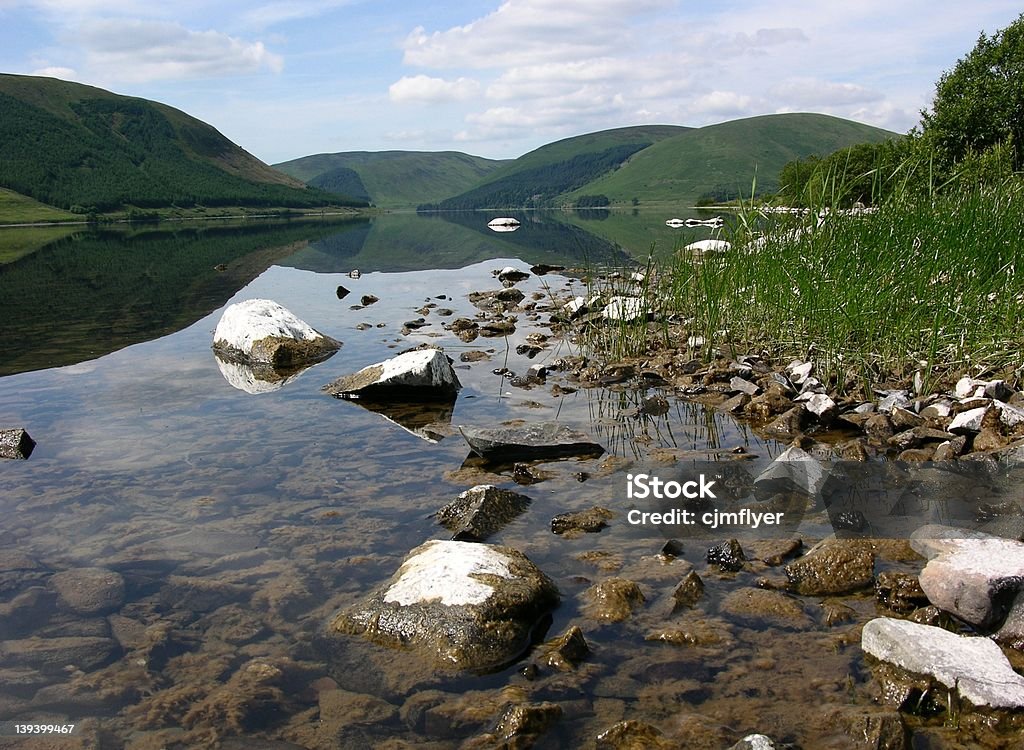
331, 540, 558, 671
436, 485, 532, 542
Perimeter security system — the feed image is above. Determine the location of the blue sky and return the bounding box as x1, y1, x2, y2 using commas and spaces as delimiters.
1, 1, 1021, 164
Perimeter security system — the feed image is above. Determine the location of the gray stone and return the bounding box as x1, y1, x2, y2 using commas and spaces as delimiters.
50, 567, 125, 616
949, 406, 988, 434
323, 346, 461, 398
797, 392, 837, 422
460, 421, 605, 462
753, 444, 826, 499
212, 298, 340, 366
911, 524, 1024, 630
862, 617, 1024, 709
331, 540, 558, 671
435, 485, 532, 541
729, 376, 761, 396
0, 428, 35, 460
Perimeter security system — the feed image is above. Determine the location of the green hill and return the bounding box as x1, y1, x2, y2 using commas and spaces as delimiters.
0, 73, 359, 213
427, 125, 690, 210
274, 151, 509, 208
570, 113, 900, 205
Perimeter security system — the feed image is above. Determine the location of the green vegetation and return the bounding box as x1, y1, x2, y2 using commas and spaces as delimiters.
580, 14, 1024, 392
573, 195, 611, 208
0, 219, 361, 375
570, 114, 897, 207
274, 151, 507, 208
422, 143, 651, 211
0, 74, 365, 216
920, 12, 1024, 171
0, 187, 78, 224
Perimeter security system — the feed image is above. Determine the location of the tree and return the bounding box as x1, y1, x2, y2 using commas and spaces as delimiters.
920, 13, 1024, 170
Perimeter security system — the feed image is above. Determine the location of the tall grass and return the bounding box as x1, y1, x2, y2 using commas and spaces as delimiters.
576, 172, 1024, 395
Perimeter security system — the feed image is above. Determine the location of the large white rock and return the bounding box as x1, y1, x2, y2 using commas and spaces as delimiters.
911, 524, 1024, 629
948, 406, 988, 434
332, 540, 558, 670
323, 346, 461, 397
602, 296, 647, 322
862, 617, 1024, 709
684, 239, 731, 253
212, 298, 339, 366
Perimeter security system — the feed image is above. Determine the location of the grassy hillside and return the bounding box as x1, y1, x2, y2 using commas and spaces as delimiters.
0, 74, 360, 213
570, 113, 899, 205
0, 187, 78, 224
429, 125, 689, 210
274, 151, 508, 208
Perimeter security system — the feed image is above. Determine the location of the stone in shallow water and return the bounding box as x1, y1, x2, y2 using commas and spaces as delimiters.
212, 298, 340, 366
331, 540, 558, 671
910, 524, 1024, 631
0, 428, 35, 460
784, 539, 875, 595
435, 485, 532, 541
861, 616, 1024, 709
50, 567, 125, 616
460, 421, 605, 462
323, 346, 461, 398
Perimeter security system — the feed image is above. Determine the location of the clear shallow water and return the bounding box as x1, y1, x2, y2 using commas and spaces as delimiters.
0, 213, 1009, 749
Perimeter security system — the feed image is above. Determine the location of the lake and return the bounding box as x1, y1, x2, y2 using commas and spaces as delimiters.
0, 210, 993, 748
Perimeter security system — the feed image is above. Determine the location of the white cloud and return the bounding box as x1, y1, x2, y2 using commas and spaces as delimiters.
769, 79, 884, 108
30, 65, 80, 80
389, 74, 480, 103
75, 19, 283, 82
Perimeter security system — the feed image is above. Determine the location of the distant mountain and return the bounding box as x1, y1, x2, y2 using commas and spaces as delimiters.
274, 151, 509, 208
0, 73, 358, 213
568, 113, 900, 205
424, 125, 690, 210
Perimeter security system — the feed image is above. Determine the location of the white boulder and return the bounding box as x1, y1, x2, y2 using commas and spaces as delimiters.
323, 346, 461, 398
212, 298, 339, 366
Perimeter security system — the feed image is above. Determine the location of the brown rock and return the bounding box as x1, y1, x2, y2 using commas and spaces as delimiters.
672, 571, 704, 610
583, 578, 645, 622
864, 414, 895, 444
761, 405, 806, 439
784, 539, 875, 595
596, 720, 676, 750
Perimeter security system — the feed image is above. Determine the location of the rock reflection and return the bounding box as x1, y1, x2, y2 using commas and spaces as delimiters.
214, 353, 318, 394
337, 396, 457, 442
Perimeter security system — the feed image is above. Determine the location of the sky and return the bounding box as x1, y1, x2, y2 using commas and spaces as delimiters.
1, 1, 1021, 164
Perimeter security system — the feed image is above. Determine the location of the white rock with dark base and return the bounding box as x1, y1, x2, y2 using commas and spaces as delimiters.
862, 617, 1024, 710
213, 299, 340, 367
323, 346, 461, 398
911, 524, 1024, 631
331, 540, 558, 671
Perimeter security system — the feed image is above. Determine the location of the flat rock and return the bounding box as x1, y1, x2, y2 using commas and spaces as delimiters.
212, 298, 340, 366
551, 506, 613, 536
331, 540, 558, 671
0, 636, 120, 674
323, 346, 461, 398
910, 524, 1024, 630
49, 567, 125, 616
862, 616, 1024, 709
719, 588, 812, 629
0, 428, 35, 460
460, 421, 605, 462
435, 485, 532, 541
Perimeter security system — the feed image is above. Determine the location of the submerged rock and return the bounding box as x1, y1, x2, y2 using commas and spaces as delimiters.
0, 428, 35, 460
323, 346, 461, 398
583, 578, 645, 622
460, 421, 605, 462
212, 298, 340, 367
862, 616, 1024, 710
435, 485, 533, 541
50, 567, 125, 616
784, 539, 874, 595
331, 540, 558, 671
551, 506, 613, 536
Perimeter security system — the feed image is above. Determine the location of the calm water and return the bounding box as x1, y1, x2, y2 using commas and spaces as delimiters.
0, 211, 1001, 749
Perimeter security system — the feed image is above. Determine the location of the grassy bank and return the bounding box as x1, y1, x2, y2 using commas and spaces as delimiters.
578, 176, 1024, 396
